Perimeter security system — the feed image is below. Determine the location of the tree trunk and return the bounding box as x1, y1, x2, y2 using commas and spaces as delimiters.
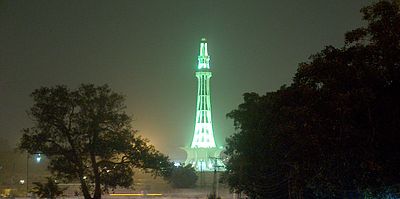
91, 153, 102, 199
79, 174, 92, 199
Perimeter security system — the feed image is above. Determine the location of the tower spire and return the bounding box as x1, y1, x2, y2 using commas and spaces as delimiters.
198, 38, 210, 70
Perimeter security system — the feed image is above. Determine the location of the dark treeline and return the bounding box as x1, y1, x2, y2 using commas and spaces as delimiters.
223, 1, 400, 198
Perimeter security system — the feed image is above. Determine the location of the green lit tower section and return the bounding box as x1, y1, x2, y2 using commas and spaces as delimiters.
192, 38, 216, 148
183, 38, 223, 171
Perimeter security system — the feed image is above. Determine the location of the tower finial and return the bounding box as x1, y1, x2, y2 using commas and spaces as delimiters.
198, 38, 210, 70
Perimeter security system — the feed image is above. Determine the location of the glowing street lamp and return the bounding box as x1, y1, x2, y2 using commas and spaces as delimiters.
26, 152, 42, 195
35, 154, 42, 163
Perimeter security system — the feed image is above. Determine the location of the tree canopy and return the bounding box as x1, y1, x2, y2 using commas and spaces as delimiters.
168, 164, 198, 188
224, 0, 400, 198
19, 84, 172, 199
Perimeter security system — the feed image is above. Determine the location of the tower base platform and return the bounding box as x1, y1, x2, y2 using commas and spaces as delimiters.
182, 147, 225, 171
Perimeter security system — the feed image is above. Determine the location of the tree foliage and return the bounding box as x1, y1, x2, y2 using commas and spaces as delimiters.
19, 84, 172, 199
31, 177, 66, 199
224, 1, 400, 198
224, 92, 288, 199
168, 164, 198, 188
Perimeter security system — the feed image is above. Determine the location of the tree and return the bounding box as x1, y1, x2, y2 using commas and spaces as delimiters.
168, 164, 198, 188
224, 0, 400, 198
288, 0, 400, 196
19, 84, 172, 199
224, 92, 289, 199
31, 177, 66, 199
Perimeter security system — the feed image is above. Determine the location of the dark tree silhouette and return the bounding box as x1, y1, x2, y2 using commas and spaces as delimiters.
31, 177, 66, 199
224, 0, 400, 198
168, 164, 198, 188
19, 84, 172, 199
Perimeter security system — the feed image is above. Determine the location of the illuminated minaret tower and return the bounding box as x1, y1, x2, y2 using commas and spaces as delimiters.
183, 38, 223, 171
192, 38, 216, 148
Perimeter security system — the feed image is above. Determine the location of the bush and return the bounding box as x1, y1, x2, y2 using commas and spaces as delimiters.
31, 177, 66, 199
168, 164, 198, 188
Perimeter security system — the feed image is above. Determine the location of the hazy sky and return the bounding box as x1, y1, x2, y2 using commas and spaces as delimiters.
0, 0, 371, 160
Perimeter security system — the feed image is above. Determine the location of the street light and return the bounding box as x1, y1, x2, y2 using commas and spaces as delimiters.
0, 165, 3, 185
27, 152, 42, 196
35, 154, 41, 163
200, 159, 204, 188
210, 157, 224, 199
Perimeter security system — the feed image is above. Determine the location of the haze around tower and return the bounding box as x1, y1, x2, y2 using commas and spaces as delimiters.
0, 0, 371, 160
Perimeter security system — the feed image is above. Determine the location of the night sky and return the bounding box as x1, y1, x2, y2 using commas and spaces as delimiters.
1, 0, 371, 160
